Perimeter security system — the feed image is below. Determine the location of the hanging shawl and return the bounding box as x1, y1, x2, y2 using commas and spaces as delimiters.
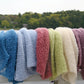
48, 28, 67, 81
66, 28, 78, 64
73, 28, 84, 79
79, 28, 84, 79
27, 29, 37, 70
56, 27, 78, 84
72, 29, 82, 71
35, 28, 52, 79
0, 29, 18, 84
15, 28, 37, 81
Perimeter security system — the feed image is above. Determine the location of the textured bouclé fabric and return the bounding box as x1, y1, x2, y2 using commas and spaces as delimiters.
73, 28, 84, 79
65, 28, 78, 64
72, 29, 82, 71
15, 28, 37, 81
0, 29, 18, 84
36, 28, 52, 79
56, 27, 78, 84
48, 28, 67, 81
27, 29, 37, 69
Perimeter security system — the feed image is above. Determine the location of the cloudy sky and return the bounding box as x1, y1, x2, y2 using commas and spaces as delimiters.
0, 0, 84, 14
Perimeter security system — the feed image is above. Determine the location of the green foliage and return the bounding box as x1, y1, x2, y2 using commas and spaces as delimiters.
1, 20, 9, 28
0, 10, 84, 29
28, 18, 40, 29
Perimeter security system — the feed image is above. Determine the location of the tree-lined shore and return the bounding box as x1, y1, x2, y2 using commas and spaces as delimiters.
0, 10, 84, 29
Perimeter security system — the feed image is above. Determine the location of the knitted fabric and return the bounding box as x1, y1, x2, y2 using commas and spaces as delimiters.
56, 27, 77, 84
35, 28, 52, 79
15, 28, 37, 81
0, 29, 18, 84
27, 29, 37, 69
0, 31, 9, 72
48, 28, 67, 81
72, 28, 84, 79
72, 29, 82, 71
65, 28, 78, 64
48, 29, 55, 80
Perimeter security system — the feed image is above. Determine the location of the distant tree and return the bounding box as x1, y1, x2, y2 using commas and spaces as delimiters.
0, 10, 84, 29
28, 18, 40, 29
18, 13, 21, 17
1, 20, 9, 29
32, 13, 41, 18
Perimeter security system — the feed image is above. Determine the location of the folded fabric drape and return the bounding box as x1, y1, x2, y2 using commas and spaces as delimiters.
0, 29, 18, 84
73, 28, 84, 79
0, 27, 82, 84
15, 28, 37, 81
72, 29, 81, 71
27, 29, 37, 70
35, 28, 52, 79
0, 31, 9, 72
48, 29, 55, 80
56, 27, 78, 84
65, 28, 78, 64
48, 28, 67, 81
